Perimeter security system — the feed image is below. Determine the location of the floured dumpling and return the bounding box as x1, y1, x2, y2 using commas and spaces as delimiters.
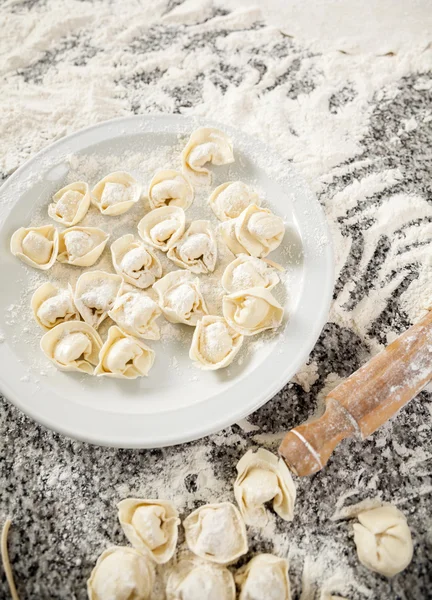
138, 206, 185, 252
222, 255, 281, 293
209, 181, 260, 221
31, 282, 79, 330
74, 270, 122, 329
48, 181, 90, 226
108, 285, 161, 340
189, 316, 243, 370
219, 219, 248, 256
40, 321, 102, 374
95, 325, 155, 379
182, 128, 234, 185
87, 546, 155, 600
167, 220, 217, 274
117, 498, 180, 564
235, 554, 291, 600
234, 448, 296, 526
92, 171, 141, 216
57, 227, 109, 267
148, 169, 194, 210
153, 270, 208, 326
10, 225, 58, 270
183, 502, 248, 565
111, 234, 162, 289
353, 505, 413, 577
223, 287, 283, 336
166, 557, 235, 600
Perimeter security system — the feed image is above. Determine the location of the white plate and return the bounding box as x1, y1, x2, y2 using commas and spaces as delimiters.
0, 115, 333, 448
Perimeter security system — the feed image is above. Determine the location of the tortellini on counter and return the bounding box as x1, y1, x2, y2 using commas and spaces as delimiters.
40, 321, 102, 374
111, 234, 162, 289
189, 316, 243, 370
222, 255, 281, 293
167, 220, 217, 274
182, 127, 234, 185
209, 181, 260, 221
74, 270, 123, 329
153, 270, 208, 326
92, 171, 141, 216
95, 325, 155, 379
31, 282, 79, 330
108, 285, 161, 340
10, 225, 59, 270
138, 206, 186, 252
166, 557, 235, 600
223, 287, 284, 336
57, 227, 109, 267
48, 181, 90, 226
148, 169, 194, 210
235, 554, 291, 600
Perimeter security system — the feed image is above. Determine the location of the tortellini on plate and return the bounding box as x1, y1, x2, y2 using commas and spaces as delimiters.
31, 282, 79, 330
111, 234, 162, 289
10, 225, 59, 270
235, 554, 291, 600
234, 448, 296, 526
222, 254, 281, 293
209, 181, 260, 221
189, 316, 243, 370
166, 556, 235, 600
183, 502, 248, 565
148, 169, 194, 210
138, 206, 186, 252
40, 321, 102, 374
117, 498, 180, 564
74, 270, 123, 329
153, 270, 208, 326
87, 546, 155, 600
57, 227, 109, 267
108, 285, 162, 340
353, 505, 413, 577
167, 220, 217, 274
95, 325, 155, 379
223, 287, 283, 336
48, 181, 90, 226
92, 171, 141, 216
182, 127, 234, 185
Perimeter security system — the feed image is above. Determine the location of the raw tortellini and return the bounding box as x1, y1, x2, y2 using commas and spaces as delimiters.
138, 206, 186, 252
95, 325, 155, 379
40, 321, 102, 374
353, 505, 413, 577
108, 285, 161, 340
222, 255, 281, 293
87, 546, 155, 600
31, 282, 79, 330
223, 287, 284, 336
235, 554, 291, 600
148, 169, 194, 210
167, 220, 217, 274
209, 181, 260, 221
48, 181, 90, 226
153, 270, 208, 326
117, 498, 180, 564
57, 227, 109, 267
10, 225, 59, 270
111, 234, 162, 289
183, 502, 248, 565
182, 127, 234, 185
74, 270, 123, 329
234, 448, 296, 526
189, 316, 243, 370
92, 171, 141, 216
166, 557, 235, 600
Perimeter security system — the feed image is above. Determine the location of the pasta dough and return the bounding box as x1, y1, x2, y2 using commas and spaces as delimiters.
138, 206, 186, 252
48, 181, 90, 226
235, 554, 291, 600
167, 220, 217, 274
74, 270, 122, 329
117, 498, 180, 564
95, 325, 155, 379
183, 502, 248, 565
209, 181, 260, 221
40, 321, 102, 374
182, 127, 234, 185
10, 225, 58, 270
353, 505, 413, 577
234, 448, 296, 526
189, 316, 243, 370
108, 285, 161, 340
111, 234, 162, 289
87, 546, 155, 600
148, 169, 194, 210
222, 255, 281, 293
223, 287, 284, 336
92, 171, 141, 216
57, 227, 109, 267
166, 557, 235, 600
153, 270, 208, 326
31, 282, 79, 330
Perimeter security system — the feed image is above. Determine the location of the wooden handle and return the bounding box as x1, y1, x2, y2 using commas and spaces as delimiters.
279, 310, 432, 476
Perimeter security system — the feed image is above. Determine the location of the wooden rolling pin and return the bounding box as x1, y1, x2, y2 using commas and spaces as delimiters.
279, 310, 432, 476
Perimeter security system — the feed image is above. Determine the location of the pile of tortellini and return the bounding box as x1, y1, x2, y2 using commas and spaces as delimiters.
10, 127, 287, 378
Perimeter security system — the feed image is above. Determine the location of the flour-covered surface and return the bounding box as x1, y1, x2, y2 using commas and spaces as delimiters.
1, 1, 432, 599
